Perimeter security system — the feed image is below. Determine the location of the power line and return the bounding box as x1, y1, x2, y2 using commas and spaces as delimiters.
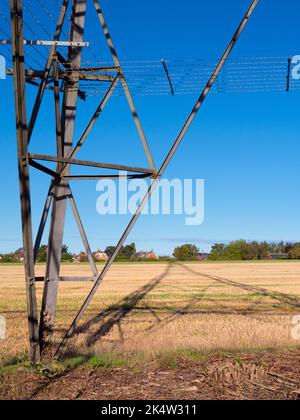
34, 0, 68, 39
0, 0, 299, 95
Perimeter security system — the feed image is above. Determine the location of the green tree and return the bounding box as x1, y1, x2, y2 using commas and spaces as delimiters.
209, 240, 272, 261
61, 244, 73, 262
289, 246, 300, 260
284, 242, 294, 253
242, 241, 270, 260
105, 246, 116, 258
36, 244, 73, 262
36, 245, 48, 263
223, 240, 247, 260
105, 243, 136, 261
257, 241, 271, 260
121, 243, 136, 259
0, 253, 19, 263
209, 243, 226, 260
173, 244, 199, 261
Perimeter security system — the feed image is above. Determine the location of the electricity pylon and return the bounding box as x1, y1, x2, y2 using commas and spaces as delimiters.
9, 0, 259, 361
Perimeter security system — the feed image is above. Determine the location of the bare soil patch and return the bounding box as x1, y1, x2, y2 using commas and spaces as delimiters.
1, 351, 300, 400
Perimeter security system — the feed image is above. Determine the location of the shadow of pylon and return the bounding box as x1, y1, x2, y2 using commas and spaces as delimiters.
177, 262, 300, 310
73, 262, 173, 349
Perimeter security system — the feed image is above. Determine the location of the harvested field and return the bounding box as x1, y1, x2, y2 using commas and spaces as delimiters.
1, 261, 300, 400
1, 261, 300, 362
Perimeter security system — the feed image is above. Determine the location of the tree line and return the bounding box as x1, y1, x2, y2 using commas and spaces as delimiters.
173, 241, 300, 261
209, 241, 300, 261
0, 243, 151, 263
2, 240, 300, 263
0, 245, 74, 263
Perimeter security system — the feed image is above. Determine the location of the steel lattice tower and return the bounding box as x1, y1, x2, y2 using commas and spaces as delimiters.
8, 0, 259, 361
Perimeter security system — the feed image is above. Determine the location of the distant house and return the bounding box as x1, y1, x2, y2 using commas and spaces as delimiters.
74, 250, 108, 262
269, 253, 289, 260
93, 250, 109, 262
196, 252, 210, 261
74, 252, 88, 263
14, 248, 25, 262
133, 250, 159, 261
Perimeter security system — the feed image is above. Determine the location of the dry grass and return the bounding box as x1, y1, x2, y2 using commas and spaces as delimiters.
1, 261, 300, 363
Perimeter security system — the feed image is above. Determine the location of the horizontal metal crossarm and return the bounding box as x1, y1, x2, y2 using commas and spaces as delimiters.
56, 53, 119, 74
35, 277, 97, 282
0, 39, 89, 47
63, 173, 153, 181
76, 66, 120, 72
55, 52, 116, 82
6, 68, 55, 78
28, 154, 157, 175
77, 73, 115, 82
6, 67, 115, 82
26, 79, 63, 93
29, 165, 153, 180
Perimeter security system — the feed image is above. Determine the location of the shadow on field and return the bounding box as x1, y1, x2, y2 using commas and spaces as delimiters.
139, 262, 300, 336
21, 261, 300, 399
55, 261, 300, 355
77, 263, 173, 348
67, 261, 300, 349
178, 263, 300, 310
25, 264, 173, 399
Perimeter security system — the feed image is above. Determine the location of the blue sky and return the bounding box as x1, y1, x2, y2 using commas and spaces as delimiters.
0, 0, 299, 256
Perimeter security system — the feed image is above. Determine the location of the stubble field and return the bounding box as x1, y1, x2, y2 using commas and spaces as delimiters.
2, 261, 300, 400
1, 261, 300, 362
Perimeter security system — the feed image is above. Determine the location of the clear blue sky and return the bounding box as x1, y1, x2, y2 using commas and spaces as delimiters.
0, 0, 299, 256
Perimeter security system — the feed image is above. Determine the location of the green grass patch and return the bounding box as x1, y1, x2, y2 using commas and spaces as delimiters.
88, 354, 127, 369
